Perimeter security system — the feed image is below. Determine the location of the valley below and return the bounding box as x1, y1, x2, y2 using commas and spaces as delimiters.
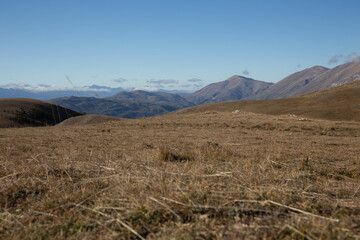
1, 111, 360, 239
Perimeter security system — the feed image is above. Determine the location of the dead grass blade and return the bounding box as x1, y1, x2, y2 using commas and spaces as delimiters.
73, 203, 145, 240
265, 200, 339, 222
0, 172, 20, 181
149, 197, 182, 221
140, 165, 232, 178
232, 199, 339, 222
279, 224, 315, 240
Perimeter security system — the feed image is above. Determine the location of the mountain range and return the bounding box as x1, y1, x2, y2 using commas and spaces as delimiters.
177, 77, 360, 122
1, 61, 360, 119
51, 91, 195, 119
50, 75, 273, 118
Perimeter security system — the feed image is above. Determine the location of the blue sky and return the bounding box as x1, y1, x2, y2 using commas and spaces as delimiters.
1, 0, 360, 91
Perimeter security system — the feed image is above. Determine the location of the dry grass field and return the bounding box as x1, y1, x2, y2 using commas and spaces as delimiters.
1, 111, 360, 239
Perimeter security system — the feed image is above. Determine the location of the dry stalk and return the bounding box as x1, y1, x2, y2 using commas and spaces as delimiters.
73, 203, 145, 240
0, 172, 21, 181
149, 197, 182, 221
278, 224, 315, 240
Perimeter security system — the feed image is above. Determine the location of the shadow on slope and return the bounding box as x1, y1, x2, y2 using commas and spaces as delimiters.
0, 98, 83, 128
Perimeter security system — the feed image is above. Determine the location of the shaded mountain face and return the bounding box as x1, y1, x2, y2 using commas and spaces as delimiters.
185, 75, 273, 105
250, 62, 360, 100
0, 98, 83, 128
108, 90, 193, 107
51, 92, 194, 119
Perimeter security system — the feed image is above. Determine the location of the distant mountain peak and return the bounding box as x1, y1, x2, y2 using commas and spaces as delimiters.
186, 75, 273, 105
226, 75, 253, 81
310, 65, 328, 70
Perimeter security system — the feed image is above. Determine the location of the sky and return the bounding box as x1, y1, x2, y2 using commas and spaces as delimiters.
1, 0, 360, 92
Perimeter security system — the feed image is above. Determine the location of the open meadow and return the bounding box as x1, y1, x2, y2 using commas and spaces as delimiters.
1, 112, 360, 239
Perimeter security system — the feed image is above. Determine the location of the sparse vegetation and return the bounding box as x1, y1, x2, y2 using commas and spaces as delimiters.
0, 112, 359, 239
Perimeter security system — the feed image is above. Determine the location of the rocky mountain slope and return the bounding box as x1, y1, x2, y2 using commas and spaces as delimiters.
186, 75, 273, 104
249, 62, 360, 100
247, 66, 329, 100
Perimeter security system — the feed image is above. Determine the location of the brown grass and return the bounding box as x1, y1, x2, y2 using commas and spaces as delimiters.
0, 112, 360, 239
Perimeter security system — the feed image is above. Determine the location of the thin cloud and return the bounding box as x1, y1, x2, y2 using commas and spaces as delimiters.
328, 53, 360, 65
112, 77, 128, 83
66, 75, 75, 88
147, 79, 179, 85
134, 86, 160, 92
328, 54, 343, 65
242, 69, 249, 76
0, 83, 111, 92
347, 53, 360, 62
188, 78, 203, 83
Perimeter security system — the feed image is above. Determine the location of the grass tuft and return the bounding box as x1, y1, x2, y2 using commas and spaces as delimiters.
158, 146, 195, 162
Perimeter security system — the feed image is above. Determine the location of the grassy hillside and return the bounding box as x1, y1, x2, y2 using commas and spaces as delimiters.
0, 98, 83, 128
178, 80, 360, 122
0, 112, 360, 239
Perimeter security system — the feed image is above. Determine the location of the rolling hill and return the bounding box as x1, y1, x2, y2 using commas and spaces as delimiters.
177, 79, 360, 122
51, 91, 194, 119
0, 98, 83, 128
108, 90, 193, 107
